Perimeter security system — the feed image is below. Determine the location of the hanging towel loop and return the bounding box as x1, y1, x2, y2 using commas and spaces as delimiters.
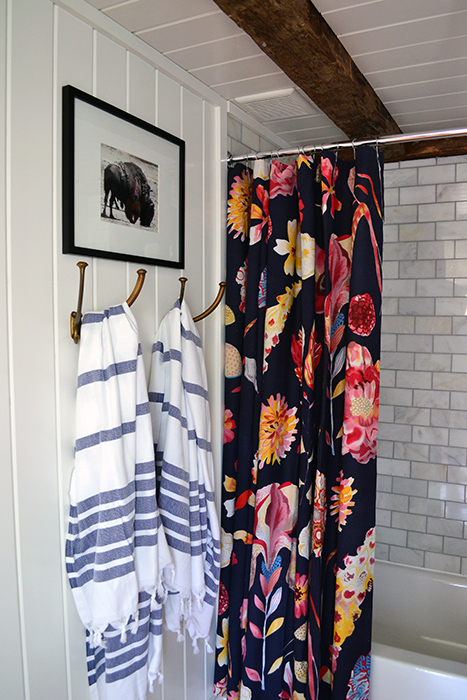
178, 277, 226, 322
70, 262, 147, 343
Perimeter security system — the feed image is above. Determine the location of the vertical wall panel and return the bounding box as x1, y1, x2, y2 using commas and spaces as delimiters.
2, 1, 227, 698
0, 0, 25, 696
93, 33, 129, 312
55, 8, 96, 700
127, 53, 157, 370
8, 0, 67, 697
154, 70, 184, 330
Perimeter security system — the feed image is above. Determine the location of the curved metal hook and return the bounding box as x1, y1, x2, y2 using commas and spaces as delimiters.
179, 277, 226, 322
193, 282, 226, 322
126, 269, 147, 306
71, 262, 147, 343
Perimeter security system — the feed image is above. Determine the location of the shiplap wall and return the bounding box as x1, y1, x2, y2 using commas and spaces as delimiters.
0, 1, 226, 698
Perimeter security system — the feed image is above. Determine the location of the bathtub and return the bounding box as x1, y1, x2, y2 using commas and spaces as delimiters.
370, 560, 467, 699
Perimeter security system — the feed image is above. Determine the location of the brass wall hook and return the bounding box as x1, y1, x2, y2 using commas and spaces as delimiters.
70, 261, 88, 344
71, 262, 147, 343
178, 277, 226, 322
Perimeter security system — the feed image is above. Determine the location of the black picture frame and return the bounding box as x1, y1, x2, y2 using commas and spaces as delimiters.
62, 85, 185, 268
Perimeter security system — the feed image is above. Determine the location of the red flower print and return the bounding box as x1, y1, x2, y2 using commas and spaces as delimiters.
218, 582, 229, 614
224, 408, 236, 444
269, 160, 297, 199
349, 293, 376, 337
321, 158, 342, 217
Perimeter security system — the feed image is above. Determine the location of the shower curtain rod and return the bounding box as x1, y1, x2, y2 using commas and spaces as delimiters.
227, 125, 467, 163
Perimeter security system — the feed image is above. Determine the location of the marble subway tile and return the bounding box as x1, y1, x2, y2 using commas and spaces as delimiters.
428, 481, 465, 501
426, 516, 463, 537
392, 511, 427, 533
400, 222, 435, 241
385, 205, 418, 225
409, 496, 445, 517
407, 531, 442, 552
443, 537, 467, 558
436, 259, 467, 279
447, 465, 467, 483
389, 546, 424, 568
419, 202, 455, 222
377, 526, 408, 547
424, 552, 460, 574
393, 476, 428, 497
452, 316, 467, 335
437, 182, 467, 202
398, 297, 435, 315
378, 422, 412, 443
449, 429, 467, 448
437, 221, 467, 239
418, 164, 455, 185
376, 509, 392, 527
445, 501, 467, 520
394, 406, 430, 426
377, 492, 409, 512
384, 167, 417, 187
431, 409, 467, 429
413, 389, 450, 409
377, 457, 410, 477
413, 425, 449, 446
430, 445, 467, 466
411, 462, 447, 481
417, 279, 454, 297
417, 240, 455, 259
401, 185, 436, 205
451, 393, 467, 410
432, 371, 467, 392
415, 316, 451, 334
382, 316, 415, 334
394, 441, 430, 462
380, 386, 413, 406
396, 370, 432, 390
414, 354, 451, 372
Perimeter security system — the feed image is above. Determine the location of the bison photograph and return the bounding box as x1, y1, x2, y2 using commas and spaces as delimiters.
101, 145, 158, 231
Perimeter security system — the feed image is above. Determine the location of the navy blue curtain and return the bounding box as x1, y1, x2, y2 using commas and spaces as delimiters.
214, 149, 384, 700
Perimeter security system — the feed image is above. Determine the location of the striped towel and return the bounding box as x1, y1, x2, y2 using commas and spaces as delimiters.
148, 299, 221, 651
66, 303, 173, 699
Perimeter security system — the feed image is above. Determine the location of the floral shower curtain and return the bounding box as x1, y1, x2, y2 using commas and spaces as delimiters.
214, 147, 384, 700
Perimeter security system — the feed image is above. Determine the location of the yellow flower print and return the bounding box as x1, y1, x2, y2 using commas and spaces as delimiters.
330, 470, 358, 531
220, 527, 233, 568
227, 170, 251, 241
258, 393, 298, 467
217, 618, 229, 666
299, 232, 315, 280
274, 220, 298, 276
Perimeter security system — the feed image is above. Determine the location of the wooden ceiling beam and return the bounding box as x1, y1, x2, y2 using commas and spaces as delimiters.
212, 0, 401, 141
213, 0, 467, 161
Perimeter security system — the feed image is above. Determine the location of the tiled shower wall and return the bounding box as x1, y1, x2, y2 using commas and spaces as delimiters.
376, 155, 467, 575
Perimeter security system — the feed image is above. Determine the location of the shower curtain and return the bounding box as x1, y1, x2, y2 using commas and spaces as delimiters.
214, 147, 384, 700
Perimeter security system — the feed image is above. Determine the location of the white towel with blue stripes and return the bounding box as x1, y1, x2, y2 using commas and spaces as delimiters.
148, 299, 221, 652
66, 303, 173, 700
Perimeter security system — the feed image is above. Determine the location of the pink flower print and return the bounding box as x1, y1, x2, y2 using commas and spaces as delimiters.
342, 342, 380, 465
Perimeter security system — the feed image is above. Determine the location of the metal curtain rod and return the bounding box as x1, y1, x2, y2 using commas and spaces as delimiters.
227, 126, 467, 163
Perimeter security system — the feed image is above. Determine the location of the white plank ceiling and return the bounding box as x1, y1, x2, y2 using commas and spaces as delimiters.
84, 0, 467, 149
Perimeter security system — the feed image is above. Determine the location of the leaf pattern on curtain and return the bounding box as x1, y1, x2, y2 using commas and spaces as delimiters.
214, 148, 384, 700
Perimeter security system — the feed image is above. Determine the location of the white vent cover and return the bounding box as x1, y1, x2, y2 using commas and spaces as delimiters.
235, 88, 316, 122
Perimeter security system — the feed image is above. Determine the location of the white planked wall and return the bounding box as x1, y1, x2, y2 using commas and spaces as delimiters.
0, 1, 227, 698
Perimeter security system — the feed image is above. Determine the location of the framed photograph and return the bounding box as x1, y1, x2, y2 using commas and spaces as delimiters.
62, 85, 185, 268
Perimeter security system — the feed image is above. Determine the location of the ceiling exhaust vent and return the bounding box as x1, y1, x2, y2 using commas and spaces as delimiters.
235, 88, 316, 123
